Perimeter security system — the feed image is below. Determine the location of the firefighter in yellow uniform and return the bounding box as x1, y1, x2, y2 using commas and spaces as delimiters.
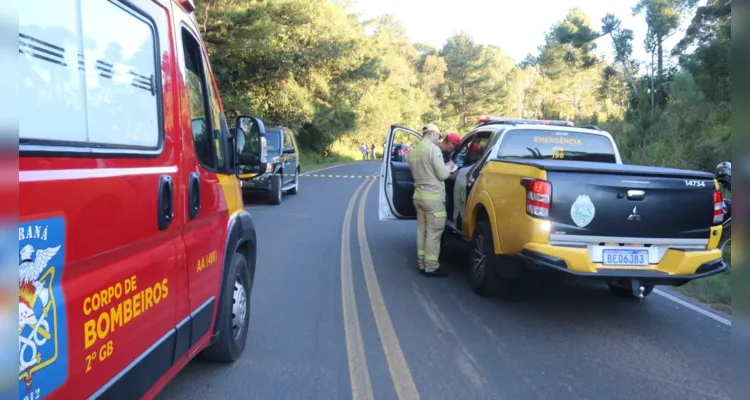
407, 123, 454, 277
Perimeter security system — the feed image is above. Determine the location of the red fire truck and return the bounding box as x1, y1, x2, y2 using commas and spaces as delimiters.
18, 0, 267, 398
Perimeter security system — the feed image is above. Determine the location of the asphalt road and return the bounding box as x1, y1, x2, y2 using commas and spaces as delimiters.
158, 161, 730, 400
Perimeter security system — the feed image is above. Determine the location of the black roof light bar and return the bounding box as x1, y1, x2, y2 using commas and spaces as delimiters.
477, 115, 575, 127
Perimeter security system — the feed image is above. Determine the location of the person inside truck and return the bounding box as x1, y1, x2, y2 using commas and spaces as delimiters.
464, 142, 482, 166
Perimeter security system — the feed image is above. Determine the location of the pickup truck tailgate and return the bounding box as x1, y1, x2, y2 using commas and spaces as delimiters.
536, 161, 716, 240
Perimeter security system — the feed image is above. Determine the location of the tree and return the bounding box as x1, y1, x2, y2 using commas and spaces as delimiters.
632, 0, 699, 101
672, 0, 731, 102
190, 0, 728, 182
601, 13, 639, 95
535, 9, 606, 120
440, 32, 498, 129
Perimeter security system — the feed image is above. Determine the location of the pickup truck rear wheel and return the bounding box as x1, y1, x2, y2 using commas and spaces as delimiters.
470, 220, 511, 297
202, 252, 252, 362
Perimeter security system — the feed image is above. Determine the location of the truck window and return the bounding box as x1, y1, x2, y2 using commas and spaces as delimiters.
182, 28, 217, 170
204, 64, 226, 170
455, 131, 491, 166
283, 129, 295, 149
19, 0, 160, 150
265, 129, 282, 154
496, 129, 617, 163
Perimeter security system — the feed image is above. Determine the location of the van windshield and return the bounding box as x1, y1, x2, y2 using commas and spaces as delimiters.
495, 129, 617, 163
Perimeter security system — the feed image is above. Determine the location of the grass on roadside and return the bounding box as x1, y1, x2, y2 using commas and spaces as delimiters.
674, 246, 731, 313
675, 272, 731, 313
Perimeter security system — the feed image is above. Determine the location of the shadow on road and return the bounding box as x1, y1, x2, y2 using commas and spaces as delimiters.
436, 248, 657, 322
240, 192, 270, 206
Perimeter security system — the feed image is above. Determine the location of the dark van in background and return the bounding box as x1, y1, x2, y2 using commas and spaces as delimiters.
240, 125, 300, 204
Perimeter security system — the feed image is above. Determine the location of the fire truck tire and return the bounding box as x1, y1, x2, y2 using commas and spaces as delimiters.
202, 252, 252, 362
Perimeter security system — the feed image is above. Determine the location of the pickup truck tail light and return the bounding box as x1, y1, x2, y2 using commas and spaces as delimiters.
521, 178, 551, 218
713, 189, 724, 224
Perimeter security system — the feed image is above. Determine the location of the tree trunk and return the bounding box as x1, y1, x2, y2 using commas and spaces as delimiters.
459, 84, 467, 129
202, 0, 212, 34
607, 32, 638, 96
656, 34, 664, 96
620, 58, 639, 96
650, 50, 655, 114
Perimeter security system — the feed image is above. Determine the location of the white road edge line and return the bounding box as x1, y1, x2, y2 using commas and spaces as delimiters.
653, 289, 731, 326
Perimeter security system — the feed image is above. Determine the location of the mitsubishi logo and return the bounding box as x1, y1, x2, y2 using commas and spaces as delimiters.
627, 206, 641, 221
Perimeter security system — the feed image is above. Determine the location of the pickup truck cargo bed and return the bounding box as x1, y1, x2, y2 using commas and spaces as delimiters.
500, 159, 716, 240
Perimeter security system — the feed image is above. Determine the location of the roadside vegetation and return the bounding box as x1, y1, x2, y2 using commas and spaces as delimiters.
677, 244, 731, 313
298, 149, 354, 172
198, 0, 731, 307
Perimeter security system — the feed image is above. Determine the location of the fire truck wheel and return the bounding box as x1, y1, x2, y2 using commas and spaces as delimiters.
202, 252, 252, 362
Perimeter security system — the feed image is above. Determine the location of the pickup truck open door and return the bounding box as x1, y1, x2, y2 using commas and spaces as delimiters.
379, 125, 421, 220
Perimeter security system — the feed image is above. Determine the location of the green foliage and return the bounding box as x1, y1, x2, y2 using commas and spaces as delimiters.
677, 270, 731, 311
197, 0, 729, 175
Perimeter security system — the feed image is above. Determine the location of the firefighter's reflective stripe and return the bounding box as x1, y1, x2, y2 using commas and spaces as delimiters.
407, 139, 451, 202
413, 188, 440, 200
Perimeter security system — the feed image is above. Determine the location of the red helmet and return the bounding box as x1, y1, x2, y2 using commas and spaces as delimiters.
444, 133, 461, 146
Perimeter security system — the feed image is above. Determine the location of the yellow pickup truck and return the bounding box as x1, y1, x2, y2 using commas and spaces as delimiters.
379, 117, 727, 300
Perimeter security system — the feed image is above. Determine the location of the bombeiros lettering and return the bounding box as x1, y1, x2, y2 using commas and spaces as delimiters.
83, 275, 169, 351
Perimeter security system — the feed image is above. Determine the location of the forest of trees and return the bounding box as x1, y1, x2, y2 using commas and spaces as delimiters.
196, 0, 730, 172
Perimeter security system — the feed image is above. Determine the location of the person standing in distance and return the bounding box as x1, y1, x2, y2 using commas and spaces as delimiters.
407, 123, 453, 277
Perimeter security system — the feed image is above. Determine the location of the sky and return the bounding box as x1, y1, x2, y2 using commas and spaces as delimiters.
347, 0, 691, 66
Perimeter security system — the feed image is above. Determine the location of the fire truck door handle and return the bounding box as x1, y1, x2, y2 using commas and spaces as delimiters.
188, 172, 201, 220
157, 175, 174, 231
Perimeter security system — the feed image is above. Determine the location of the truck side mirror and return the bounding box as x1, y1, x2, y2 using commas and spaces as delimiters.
234, 116, 268, 176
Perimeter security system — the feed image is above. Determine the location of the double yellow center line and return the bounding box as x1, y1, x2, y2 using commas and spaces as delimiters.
340, 178, 420, 400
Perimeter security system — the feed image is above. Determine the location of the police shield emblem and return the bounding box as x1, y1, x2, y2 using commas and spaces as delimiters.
18, 216, 68, 399
570, 195, 596, 228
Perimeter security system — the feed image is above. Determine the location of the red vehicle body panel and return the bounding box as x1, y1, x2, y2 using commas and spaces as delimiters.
18, 0, 246, 398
